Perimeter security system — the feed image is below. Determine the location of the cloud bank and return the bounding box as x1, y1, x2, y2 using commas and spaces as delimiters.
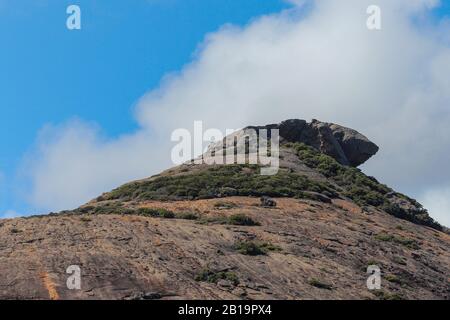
21, 120, 170, 211
15, 0, 450, 226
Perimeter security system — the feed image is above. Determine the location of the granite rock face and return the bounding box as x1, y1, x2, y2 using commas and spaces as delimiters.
0, 197, 448, 300
243, 119, 379, 167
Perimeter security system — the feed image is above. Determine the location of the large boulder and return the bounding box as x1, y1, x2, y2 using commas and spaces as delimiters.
206, 119, 379, 167
276, 119, 379, 167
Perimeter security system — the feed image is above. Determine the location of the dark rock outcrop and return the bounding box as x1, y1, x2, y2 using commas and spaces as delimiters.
245, 119, 379, 167
260, 196, 277, 207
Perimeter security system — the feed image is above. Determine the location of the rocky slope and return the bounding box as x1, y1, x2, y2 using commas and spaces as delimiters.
0, 119, 448, 300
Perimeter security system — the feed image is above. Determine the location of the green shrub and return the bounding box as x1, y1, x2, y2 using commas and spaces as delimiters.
102, 164, 337, 202
137, 208, 175, 219
392, 256, 407, 265
197, 214, 259, 226
227, 214, 259, 226
176, 212, 199, 220
308, 278, 333, 290
366, 259, 379, 266
385, 274, 402, 284
80, 216, 92, 222
374, 233, 420, 250
214, 201, 238, 209
195, 269, 239, 286
72, 202, 135, 216
234, 241, 281, 256
372, 290, 404, 300
382, 203, 442, 230
288, 143, 445, 230
394, 237, 420, 250
375, 233, 394, 242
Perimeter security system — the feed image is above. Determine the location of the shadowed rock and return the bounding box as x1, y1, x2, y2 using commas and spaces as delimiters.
233, 119, 379, 167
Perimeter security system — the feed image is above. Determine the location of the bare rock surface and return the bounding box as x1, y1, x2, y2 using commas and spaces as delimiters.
0, 197, 448, 300
207, 119, 379, 167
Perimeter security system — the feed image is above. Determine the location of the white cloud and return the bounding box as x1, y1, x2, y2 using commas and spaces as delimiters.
21, 119, 171, 211
20, 0, 450, 226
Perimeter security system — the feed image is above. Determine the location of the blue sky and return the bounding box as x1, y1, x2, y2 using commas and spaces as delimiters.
0, 0, 449, 217
0, 0, 290, 214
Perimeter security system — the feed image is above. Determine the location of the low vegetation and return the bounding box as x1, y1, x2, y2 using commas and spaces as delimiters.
70, 202, 134, 216
214, 201, 238, 209
385, 274, 402, 285
374, 233, 420, 250
227, 214, 260, 226
80, 142, 442, 231
233, 241, 281, 256
371, 290, 405, 300
286, 142, 443, 231
308, 278, 333, 290
197, 214, 259, 226
136, 208, 175, 218
102, 164, 337, 202
195, 269, 239, 286
392, 256, 407, 266
79, 216, 92, 223
70, 203, 177, 219
175, 212, 199, 220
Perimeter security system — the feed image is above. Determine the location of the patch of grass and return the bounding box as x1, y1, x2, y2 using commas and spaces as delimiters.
79, 216, 92, 223
385, 274, 402, 285
136, 208, 175, 219
308, 278, 333, 290
70, 202, 135, 216
374, 233, 420, 250
102, 164, 337, 202
214, 201, 238, 209
227, 214, 260, 226
176, 212, 199, 220
194, 214, 259, 226
392, 256, 407, 266
374, 233, 394, 242
371, 290, 405, 300
394, 237, 420, 250
233, 241, 281, 256
195, 269, 239, 286
366, 259, 379, 266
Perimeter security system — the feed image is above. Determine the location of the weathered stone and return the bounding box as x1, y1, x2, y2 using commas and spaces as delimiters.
206, 119, 379, 167
260, 196, 277, 207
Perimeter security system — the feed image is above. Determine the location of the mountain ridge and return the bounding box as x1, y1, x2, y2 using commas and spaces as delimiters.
94, 119, 444, 232
0, 118, 448, 300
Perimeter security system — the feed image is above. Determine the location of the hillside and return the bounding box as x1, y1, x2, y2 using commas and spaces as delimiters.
0, 119, 448, 300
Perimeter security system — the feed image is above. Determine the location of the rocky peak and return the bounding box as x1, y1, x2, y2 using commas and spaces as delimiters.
243, 119, 379, 167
